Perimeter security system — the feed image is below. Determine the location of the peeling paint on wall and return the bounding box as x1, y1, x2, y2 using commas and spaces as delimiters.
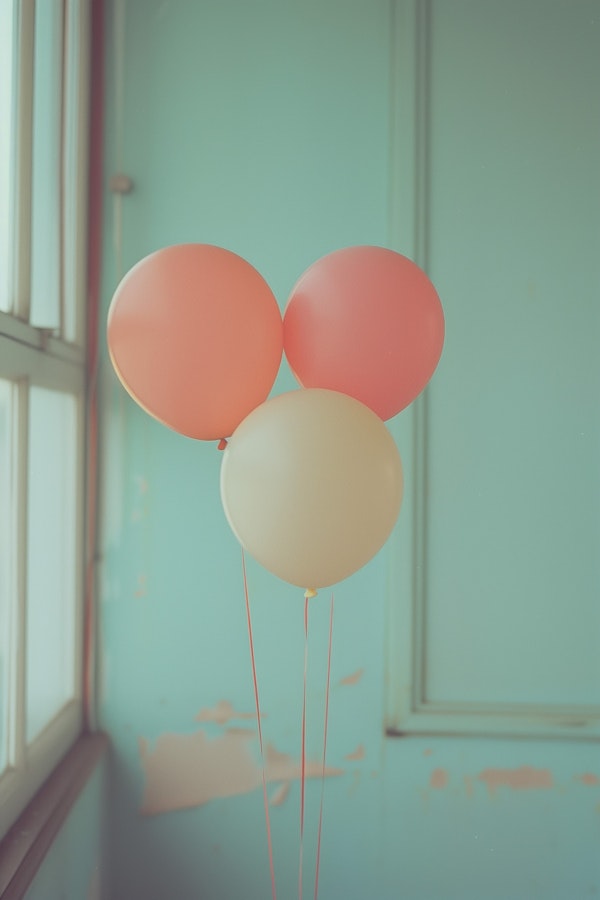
139, 728, 344, 816
338, 668, 364, 686
477, 766, 553, 796
429, 768, 448, 790
576, 773, 600, 786
270, 782, 291, 806
195, 699, 264, 725
345, 744, 366, 761
139, 730, 258, 814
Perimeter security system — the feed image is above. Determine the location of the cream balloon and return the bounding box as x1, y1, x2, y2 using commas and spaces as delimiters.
220, 389, 403, 590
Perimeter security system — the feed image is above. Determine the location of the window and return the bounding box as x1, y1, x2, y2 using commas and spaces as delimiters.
0, 0, 90, 842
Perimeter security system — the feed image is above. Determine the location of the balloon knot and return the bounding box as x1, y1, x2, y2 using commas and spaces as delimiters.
217, 438, 228, 451
304, 588, 318, 599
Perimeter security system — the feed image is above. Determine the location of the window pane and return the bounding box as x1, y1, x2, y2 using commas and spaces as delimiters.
30, 0, 63, 331
62, 0, 84, 343
0, 0, 16, 313
26, 386, 78, 742
0, 379, 13, 771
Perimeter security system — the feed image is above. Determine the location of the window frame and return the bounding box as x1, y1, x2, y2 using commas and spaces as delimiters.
0, 0, 92, 844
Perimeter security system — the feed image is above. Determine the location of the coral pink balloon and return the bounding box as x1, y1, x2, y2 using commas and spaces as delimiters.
283, 246, 444, 420
107, 244, 283, 441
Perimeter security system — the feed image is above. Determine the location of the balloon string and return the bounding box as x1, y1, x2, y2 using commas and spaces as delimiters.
313, 593, 334, 900
299, 596, 309, 900
242, 549, 277, 900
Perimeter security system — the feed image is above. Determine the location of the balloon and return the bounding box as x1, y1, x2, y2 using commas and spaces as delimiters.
220, 388, 403, 590
107, 244, 283, 441
283, 246, 444, 420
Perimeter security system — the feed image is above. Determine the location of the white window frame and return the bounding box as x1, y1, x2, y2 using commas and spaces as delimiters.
384, 0, 600, 743
0, 0, 91, 843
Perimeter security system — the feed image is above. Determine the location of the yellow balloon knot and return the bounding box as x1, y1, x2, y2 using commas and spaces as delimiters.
304, 588, 318, 599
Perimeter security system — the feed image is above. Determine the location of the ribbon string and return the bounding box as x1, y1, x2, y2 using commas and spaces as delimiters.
242, 549, 277, 900
299, 595, 309, 899
241, 565, 334, 900
313, 593, 334, 900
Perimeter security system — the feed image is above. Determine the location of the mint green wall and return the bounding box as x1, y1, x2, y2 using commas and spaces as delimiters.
97, 2, 600, 898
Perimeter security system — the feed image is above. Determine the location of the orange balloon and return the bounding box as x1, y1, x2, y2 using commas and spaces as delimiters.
107, 244, 283, 440
283, 246, 444, 420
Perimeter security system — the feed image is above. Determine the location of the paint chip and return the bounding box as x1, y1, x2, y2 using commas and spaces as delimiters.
195, 699, 264, 725
270, 782, 291, 807
429, 768, 448, 790
339, 668, 364, 686
577, 773, 600, 787
477, 766, 553, 796
345, 744, 366, 762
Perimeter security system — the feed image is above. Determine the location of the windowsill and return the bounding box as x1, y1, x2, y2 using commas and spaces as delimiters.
0, 732, 108, 900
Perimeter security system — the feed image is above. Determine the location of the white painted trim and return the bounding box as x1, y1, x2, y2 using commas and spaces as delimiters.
9, 381, 28, 773
0, 312, 85, 367
62, 0, 91, 348
72, 389, 86, 714
387, 708, 600, 741
0, 340, 84, 394
12, 0, 34, 321
75, 0, 91, 351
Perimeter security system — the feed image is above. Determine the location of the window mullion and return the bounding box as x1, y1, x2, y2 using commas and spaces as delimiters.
62, 0, 91, 348
8, 379, 29, 771
58, 0, 67, 340
12, 0, 35, 323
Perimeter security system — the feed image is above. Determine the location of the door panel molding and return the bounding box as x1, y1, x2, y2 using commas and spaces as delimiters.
385, 0, 600, 740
